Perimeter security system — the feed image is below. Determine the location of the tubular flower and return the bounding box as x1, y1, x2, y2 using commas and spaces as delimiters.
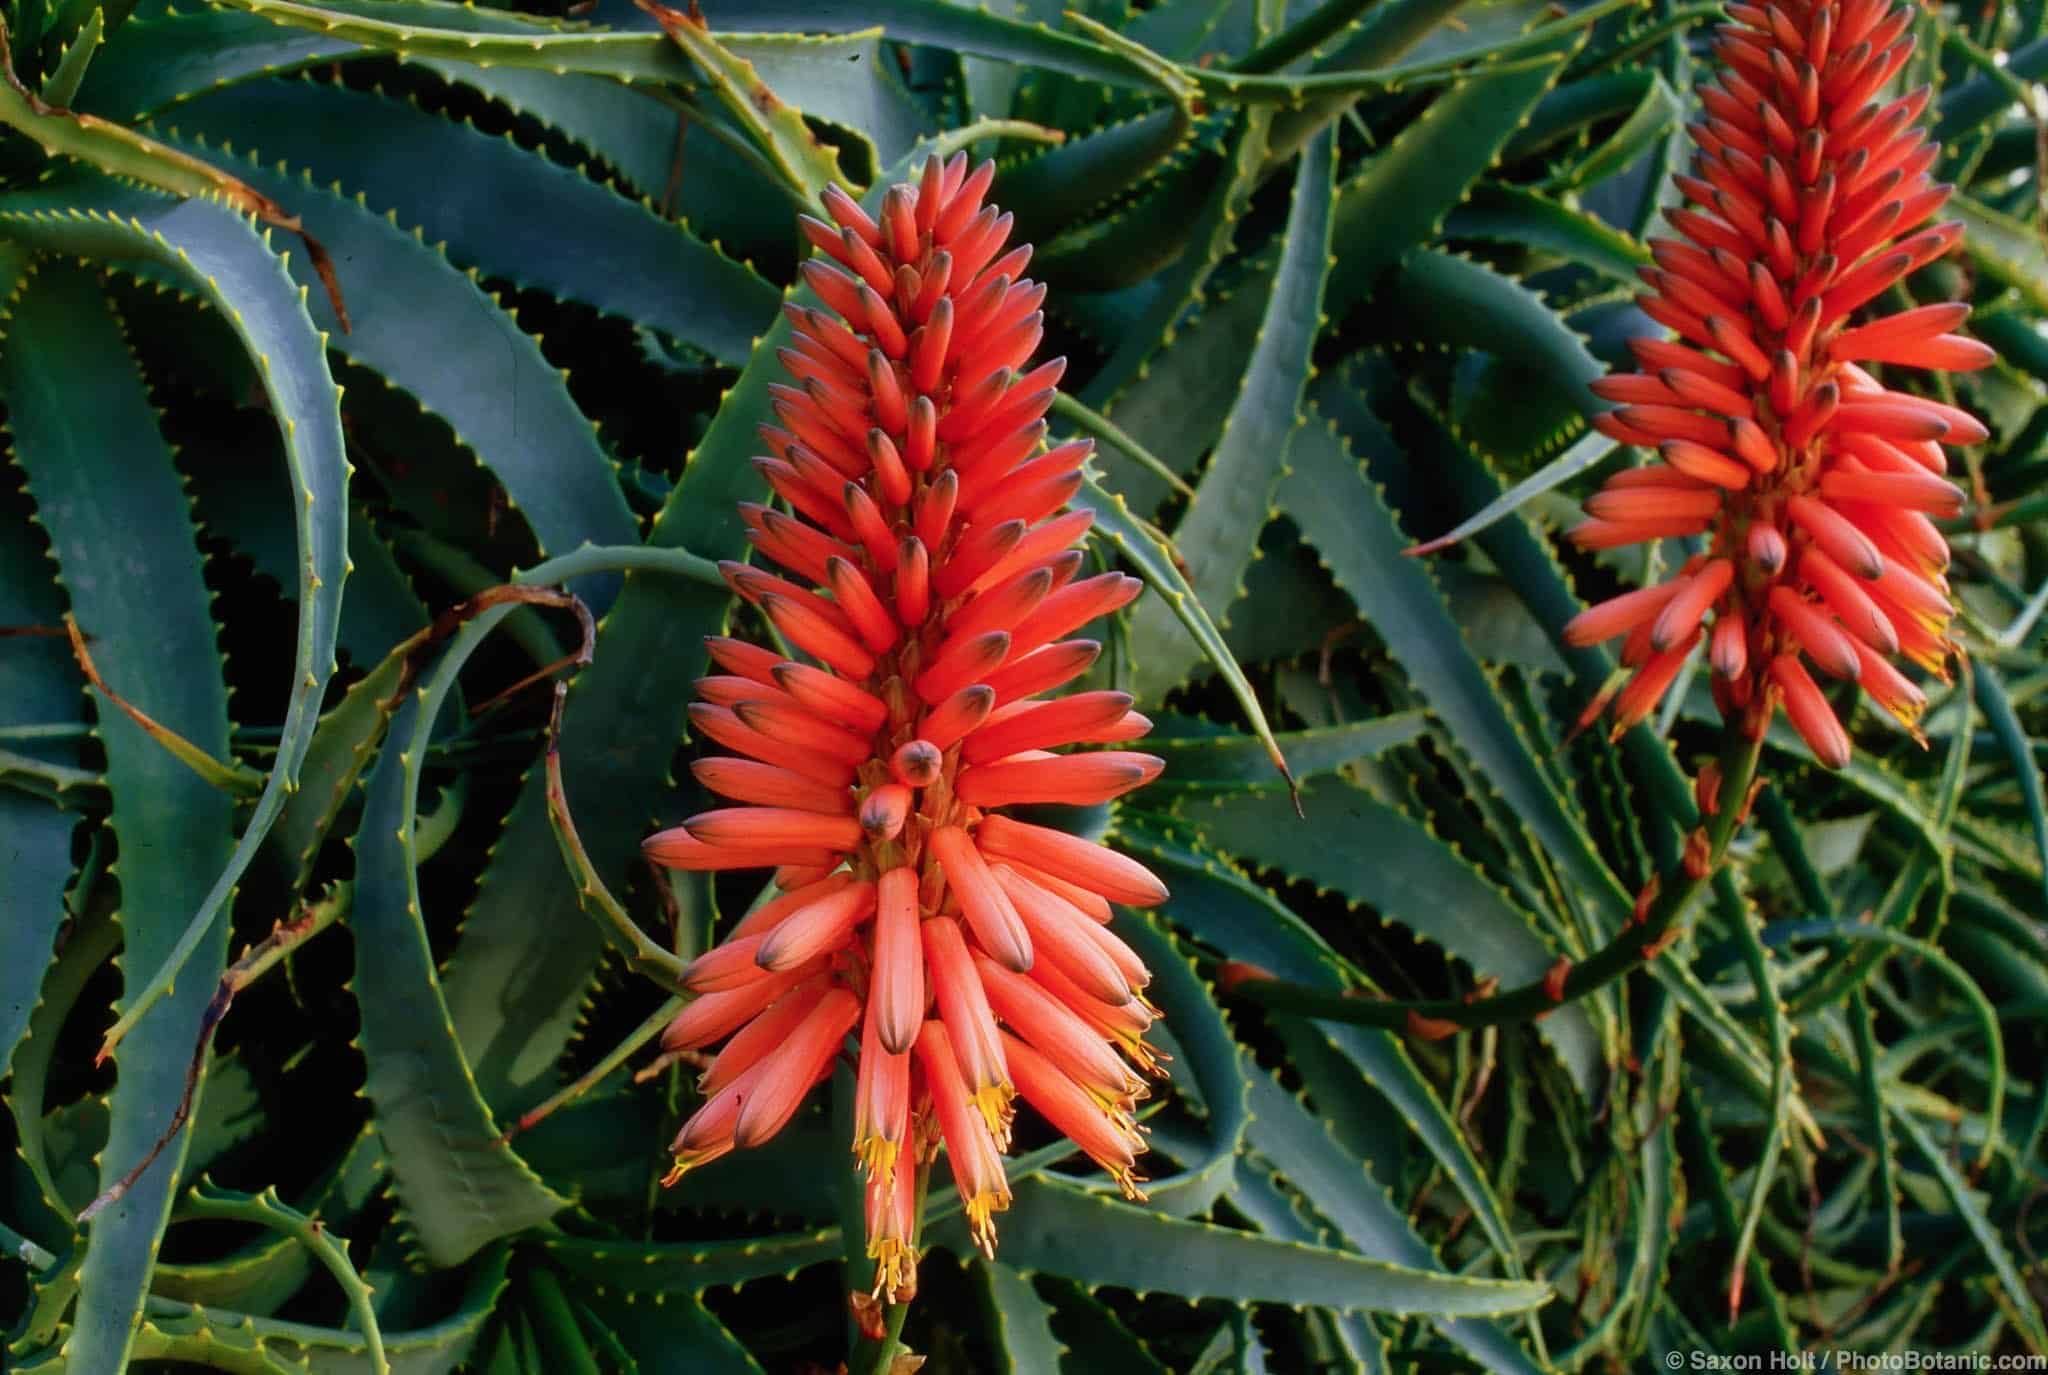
644, 157, 1168, 1302
1566, 0, 1988, 766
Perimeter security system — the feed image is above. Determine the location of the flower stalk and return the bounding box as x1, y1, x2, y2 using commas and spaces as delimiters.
1224, 723, 1767, 1033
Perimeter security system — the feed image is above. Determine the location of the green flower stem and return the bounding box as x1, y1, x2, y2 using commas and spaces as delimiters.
847, 1301, 912, 1375
179, 1182, 389, 1375
498, 993, 684, 1145
846, 1156, 932, 1375
0, 1218, 58, 1271
1716, 865, 1791, 1325
1228, 724, 1766, 1032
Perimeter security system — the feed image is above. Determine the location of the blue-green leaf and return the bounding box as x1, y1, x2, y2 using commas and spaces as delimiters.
1282, 400, 1629, 926
1240, 1068, 1545, 1375
1118, 824, 1522, 1267
1126, 122, 1336, 698
962, 1177, 1550, 1315
347, 617, 569, 1265
162, 78, 780, 367
159, 131, 642, 609
0, 176, 348, 1068
3, 258, 237, 1374
1325, 37, 1574, 314
1145, 712, 1428, 792
1184, 782, 1603, 1092
75, 4, 354, 120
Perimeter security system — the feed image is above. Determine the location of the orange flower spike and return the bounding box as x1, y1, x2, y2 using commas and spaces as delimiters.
660, 965, 824, 1054
983, 639, 1103, 705
727, 871, 857, 940
1563, 582, 1685, 648
701, 976, 832, 1095
921, 916, 1015, 1143
864, 1144, 920, 1302
730, 700, 875, 766
976, 815, 1170, 908
962, 690, 1137, 762
1771, 652, 1853, 768
685, 806, 865, 853
1567, 0, 1983, 767
853, 1003, 912, 1181
1610, 630, 1702, 736
1650, 558, 1735, 651
930, 825, 1034, 972
991, 863, 1132, 1005
974, 955, 1146, 1110
919, 685, 998, 752
679, 935, 774, 994
642, 158, 1163, 1259
859, 783, 913, 844
1029, 959, 1164, 1076
770, 661, 889, 732
956, 751, 1166, 808
755, 879, 879, 972
642, 826, 842, 872
692, 757, 853, 815
914, 1020, 1013, 1258
890, 739, 943, 789
733, 988, 862, 1148
1001, 856, 1115, 923
686, 703, 858, 787
664, 1066, 754, 1184
1711, 614, 1751, 680
869, 868, 925, 1053
1001, 1032, 1148, 1202
1852, 638, 1929, 737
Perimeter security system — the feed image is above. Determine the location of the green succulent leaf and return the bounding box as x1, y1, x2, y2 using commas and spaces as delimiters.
964, 1176, 1551, 1316
1282, 401, 1629, 926
167, 134, 641, 608
75, 4, 353, 120
159, 78, 780, 368
1144, 711, 1428, 792
2, 259, 237, 1374
0, 176, 348, 1066
1185, 782, 1603, 1092
349, 643, 570, 1266
1326, 32, 1575, 314
1125, 122, 1336, 701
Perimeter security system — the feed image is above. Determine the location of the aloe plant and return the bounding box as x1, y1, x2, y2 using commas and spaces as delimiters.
2, 0, 2044, 1370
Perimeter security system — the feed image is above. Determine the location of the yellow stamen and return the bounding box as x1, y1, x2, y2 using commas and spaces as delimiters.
869, 1240, 919, 1303
970, 1083, 1015, 1148
964, 1193, 1003, 1259
855, 1133, 900, 1184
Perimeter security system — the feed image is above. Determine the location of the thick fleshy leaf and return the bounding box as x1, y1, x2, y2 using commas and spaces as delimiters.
158, 78, 780, 367
953, 1176, 1551, 1315
2, 260, 237, 1374
0, 176, 347, 1065
348, 636, 569, 1265
1125, 123, 1336, 699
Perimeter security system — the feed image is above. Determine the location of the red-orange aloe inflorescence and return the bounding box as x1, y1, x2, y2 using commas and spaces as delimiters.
1568, 0, 1991, 767
642, 156, 1170, 1305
